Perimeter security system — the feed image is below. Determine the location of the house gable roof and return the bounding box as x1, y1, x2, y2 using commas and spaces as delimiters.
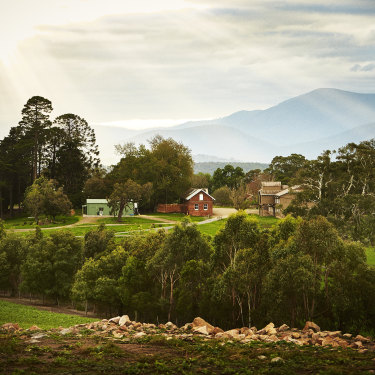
275, 185, 301, 197
184, 188, 215, 201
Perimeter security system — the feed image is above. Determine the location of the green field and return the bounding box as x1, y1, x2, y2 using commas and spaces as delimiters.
366, 247, 375, 266
197, 219, 227, 236
248, 214, 279, 228
3, 215, 80, 229
145, 212, 206, 222
97, 216, 162, 224
0, 300, 97, 330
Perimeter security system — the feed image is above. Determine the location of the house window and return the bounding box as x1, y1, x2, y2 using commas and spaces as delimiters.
204, 203, 208, 210
199, 193, 203, 201
194, 203, 199, 210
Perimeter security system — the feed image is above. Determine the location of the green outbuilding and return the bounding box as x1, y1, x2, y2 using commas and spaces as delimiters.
82, 199, 135, 216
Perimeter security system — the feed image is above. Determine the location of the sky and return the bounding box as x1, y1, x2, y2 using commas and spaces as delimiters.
1, 0, 375, 137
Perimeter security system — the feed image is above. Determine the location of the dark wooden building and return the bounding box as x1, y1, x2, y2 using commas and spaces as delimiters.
258, 182, 301, 217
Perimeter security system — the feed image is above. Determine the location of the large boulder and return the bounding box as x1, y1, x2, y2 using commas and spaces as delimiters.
258, 323, 277, 335
192, 317, 215, 334
119, 315, 131, 327
302, 321, 320, 332
1, 323, 20, 332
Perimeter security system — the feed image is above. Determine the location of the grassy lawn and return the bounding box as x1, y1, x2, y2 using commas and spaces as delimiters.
11, 223, 172, 238
366, 247, 375, 266
55, 224, 171, 237
0, 300, 97, 330
145, 212, 206, 222
3, 215, 80, 229
197, 219, 227, 236
97, 216, 161, 224
249, 214, 279, 228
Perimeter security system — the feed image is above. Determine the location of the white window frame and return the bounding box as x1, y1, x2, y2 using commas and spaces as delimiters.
194, 203, 199, 210
203, 203, 208, 210
199, 193, 203, 201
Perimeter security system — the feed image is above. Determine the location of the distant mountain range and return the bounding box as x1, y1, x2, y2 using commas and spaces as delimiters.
94, 88, 375, 166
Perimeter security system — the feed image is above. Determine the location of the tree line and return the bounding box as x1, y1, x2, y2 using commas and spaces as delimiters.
0, 97, 196, 219
1, 213, 374, 334
266, 142, 375, 245
195, 140, 375, 245
0, 96, 100, 214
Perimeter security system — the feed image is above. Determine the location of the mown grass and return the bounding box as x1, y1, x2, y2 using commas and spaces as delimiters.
197, 219, 227, 236
197, 214, 279, 237
7, 223, 172, 238
248, 214, 279, 228
52, 224, 171, 237
0, 300, 97, 330
366, 247, 375, 266
3, 215, 80, 229
145, 212, 206, 222
97, 216, 162, 224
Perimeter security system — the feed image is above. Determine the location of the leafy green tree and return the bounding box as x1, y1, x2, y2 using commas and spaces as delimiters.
211, 165, 245, 191
148, 136, 194, 205
264, 250, 316, 327
149, 220, 212, 321
230, 185, 249, 210
49, 114, 100, 206
83, 168, 111, 199
212, 211, 262, 271
0, 126, 32, 215
191, 173, 212, 190
72, 245, 128, 315
176, 259, 210, 323
108, 179, 152, 222
0, 233, 28, 295
111, 136, 194, 208
21, 230, 83, 305
265, 153, 307, 185
212, 186, 232, 206
212, 211, 264, 325
23, 177, 71, 223
84, 224, 115, 259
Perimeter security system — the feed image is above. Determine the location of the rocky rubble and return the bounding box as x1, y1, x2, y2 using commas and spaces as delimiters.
1, 317, 374, 352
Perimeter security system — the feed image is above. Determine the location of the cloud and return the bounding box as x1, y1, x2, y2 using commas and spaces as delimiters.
1, 0, 375, 137
351, 63, 375, 72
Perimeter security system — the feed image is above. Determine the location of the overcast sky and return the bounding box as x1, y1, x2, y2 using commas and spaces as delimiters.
1, 0, 374, 136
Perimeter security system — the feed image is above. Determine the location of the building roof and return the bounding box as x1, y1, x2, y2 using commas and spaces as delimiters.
275, 185, 301, 197
261, 181, 281, 187
87, 199, 108, 204
184, 188, 215, 201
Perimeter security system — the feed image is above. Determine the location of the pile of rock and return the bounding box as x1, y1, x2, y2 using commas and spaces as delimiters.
1, 317, 374, 352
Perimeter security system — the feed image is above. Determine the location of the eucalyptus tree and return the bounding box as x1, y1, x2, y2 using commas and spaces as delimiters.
148, 220, 212, 321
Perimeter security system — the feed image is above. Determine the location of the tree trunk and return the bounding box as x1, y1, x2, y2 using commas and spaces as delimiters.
168, 276, 174, 322
117, 201, 125, 222
9, 185, 13, 217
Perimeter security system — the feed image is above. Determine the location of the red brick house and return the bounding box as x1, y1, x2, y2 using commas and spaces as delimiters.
157, 188, 215, 217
